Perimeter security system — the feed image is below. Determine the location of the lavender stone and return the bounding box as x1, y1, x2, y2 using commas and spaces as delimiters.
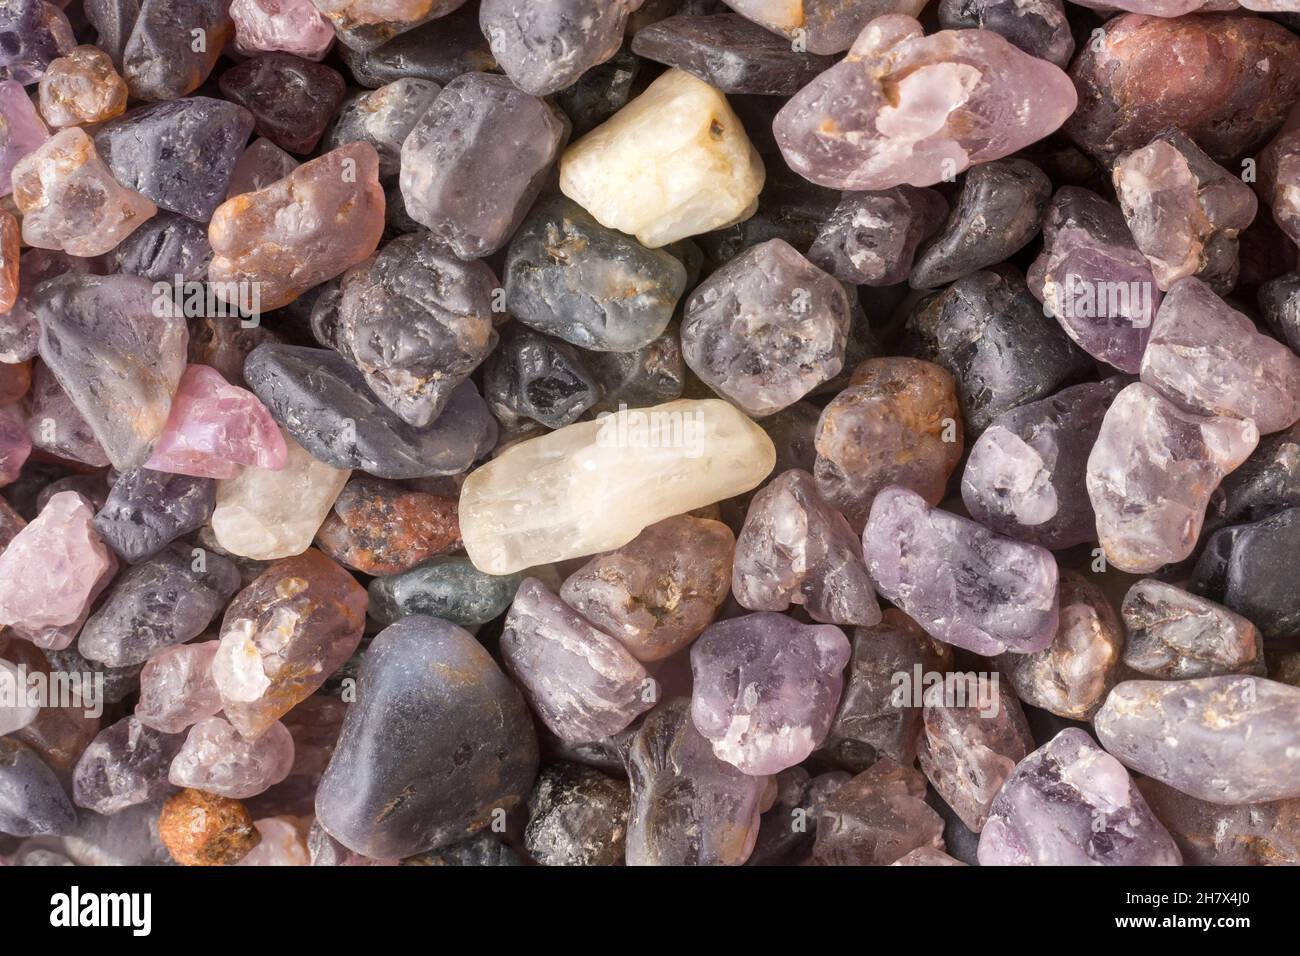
92, 469, 215, 564
0, 738, 77, 837
71, 716, 182, 815
121, 0, 233, 102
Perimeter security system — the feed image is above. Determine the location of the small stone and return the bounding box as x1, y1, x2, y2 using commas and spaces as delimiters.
813, 357, 963, 531
631, 13, 833, 96
311, 0, 466, 52
723, 0, 926, 55
187, 318, 280, 390
314, 475, 459, 575
110, 212, 213, 282
586, 329, 686, 413
978, 728, 1181, 866
213, 549, 366, 739
0, 409, 29, 485
0, 492, 116, 651
135, 641, 223, 734
210, 431, 350, 561
1027, 187, 1161, 373
774, 16, 1076, 191
691, 611, 850, 776
1140, 277, 1300, 435
0, 79, 48, 199
917, 679, 1033, 832
505, 194, 686, 354
42, 645, 142, 708
626, 698, 768, 866
936, 0, 1073, 67
524, 762, 630, 867
560, 68, 765, 248
369, 557, 520, 628
998, 571, 1124, 721
324, 78, 440, 179
1259, 105, 1300, 251
335, 3, 493, 87
553, 45, 641, 138
559, 514, 734, 663
225, 136, 298, 199
33, 273, 187, 471
72, 716, 183, 815
231, 0, 335, 60
481, 0, 640, 97
236, 816, 310, 866
0, 0, 73, 85
158, 788, 260, 866
28, 357, 111, 465
807, 186, 946, 288
682, 238, 850, 417
0, 658, 40, 736
822, 609, 951, 772
13, 127, 156, 257
961, 379, 1123, 549
1193, 507, 1300, 641
733, 469, 879, 626
863, 485, 1059, 656
208, 142, 385, 311
400, 71, 569, 259
244, 345, 497, 480
1121, 579, 1264, 680
0, 738, 77, 837
122, 0, 233, 102
1096, 676, 1300, 805
483, 323, 600, 431
37, 45, 128, 128
169, 716, 294, 799
78, 544, 240, 668
1086, 382, 1258, 574
459, 399, 774, 574
909, 160, 1052, 290
1137, 777, 1300, 867
219, 53, 346, 155
83, 0, 139, 71
812, 757, 945, 865
93, 469, 215, 564
314, 615, 539, 859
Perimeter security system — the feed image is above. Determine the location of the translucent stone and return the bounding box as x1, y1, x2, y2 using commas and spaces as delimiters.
0, 79, 48, 200
863, 485, 1060, 656
0, 658, 39, 736
813, 357, 963, 532
936, 0, 1073, 67
37, 45, 128, 128
998, 571, 1123, 721
682, 238, 850, 417
78, 544, 238, 669
72, 716, 183, 815
978, 728, 1181, 866
0, 249, 88, 364
314, 475, 459, 575
233, 817, 309, 866
723, 0, 926, 55
524, 762, 630, 867
324, 78, 440, 179
158, 789, 260, 866
691, 611, 850, 776
225, 136, 298, 198
1121, 579, 1264, 680
1137, 777, 1300, 867
1193, 507, 1300, 641
210, 431, 350, 561
187, 318, 280, 390
315, 615, 538, 859
961, 379, 1123, 549
218, 53, 346, 155
369, 557, 521, 628
774, 16, 1076, 191
208, 143, 385, 311
812, 757, 945, 865
33, 273, 187, 472
481, 0, 641, 97
213, 549, 366, 739
1260, 105, 1300, 251
560, 68, 765, 248
626, 698, 768, 866
111, 212, 212, 282
807, 186, 945, 287
460, 399, 775, 574
169, 716, 294, 799
0, 492, 116, 651
12, 127, 156, 257
135, 640, 223, 734
0, 738, 77, 837
1086, 383, 1258, 574
310, 0, 467, 52
93, 469, 214, 564
122, 0, 234, 102
399, 71, 569, 259
1141, 277, 1300, 435
0, 0, 73, 85
231, 0, 335, 60
0, 408, 29, 485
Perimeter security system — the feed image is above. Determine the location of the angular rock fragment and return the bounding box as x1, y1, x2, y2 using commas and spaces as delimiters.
122, 0, 234, 102
481, 0, 640, 96
1193, 507, 1300, 641
1259, 105, 1300, 250
812, 758, 945, 865
807, 186, 945, 287
110, 212, 213, 282
0, 0, 73, 85
158, 789, 260, 866
335, 2, 492, 87
219, 53, 346, 155
936, 0, 1073, 67
38, 45, 128, 128
93, 469, 214, 565
1122, 580, 1263, 680
169, 717, 294, 799
524, 762, 629, 867
0, 78, 48, 199
72, 716, 183, 815
225, 136, 298, 198
135, 641, 223, 735
484, 324, 600, 430
83, 0, 139, 71
314, 475, 459, 575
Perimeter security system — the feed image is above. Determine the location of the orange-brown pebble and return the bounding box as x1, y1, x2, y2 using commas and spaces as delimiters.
314, 474, 460, 575
159, 788, 262, 866
38, 45, 129, 128
0, 209, 18, 313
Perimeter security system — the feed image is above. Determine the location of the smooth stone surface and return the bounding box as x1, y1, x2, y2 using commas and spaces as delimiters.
936, 0, 1073, 66
480, 0, 640, 97
324, 78, 440, 179
0, 738, 78, 837
1193, 507, 1300, 641
368, 557, 521, 628
0, 78, 49, 200
219, 53, 345, 155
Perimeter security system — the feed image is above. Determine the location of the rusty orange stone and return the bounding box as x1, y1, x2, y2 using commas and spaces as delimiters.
159, 789, 262, 866
315, 475, 460, 575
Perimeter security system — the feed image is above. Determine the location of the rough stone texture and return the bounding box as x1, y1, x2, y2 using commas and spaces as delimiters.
812, 758, 945, 865
483, 323, 600, 430
169, 716, 295, 798
72, 716, 183, 815
38, 45, 128, 128
1096, 676, 1300, 805
1193, 506, 1300, 641
0, 78, 49, 199
315, 615, 539, 859
400, 71, 569, 259
863, 485, 1059, 656
1137, 776, 1300, 867
480, 0, 640, 97
158, 789, 260, 866
1259, 105, 1300, 251
83, 0, 140, 71
0, 738, 78, 837
219, 53, 346, 155
0, 0, 73, 85
978, 728, 1181, 866
324, 78, 440, 179
134, 641, 223, 734
773, 15, 1076, 191
1086, 382, 1258, 574
936, 0, 1073, 67
459, 399, 774, 574
560, 68, 765, 248
121, 0, 233, 102
723, 0, 927, 55
93, 469, 215, 564
369, 557, 520, 628
315, 475, 459, 575
212, 549, 367, 739
1122, 580, 1265, 680
311, 0, 467, 52
807, 186, 946, 287
110, 212, 213, 282
335, 2, 493, 87
1205, 420, 1300, 532
524, 762, 629, 867
232, 0, 335, 60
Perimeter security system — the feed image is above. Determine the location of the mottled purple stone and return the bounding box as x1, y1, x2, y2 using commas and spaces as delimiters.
121, 0, 233, 102
218, 53, 346, 155
1096, 676, 1300, 805
0, 408, 29, 485
978, 728, 1182, 866
399, 71, 570, 259
961, 379, 1124, 550
1028, 187, 1162, 373
109, 212, 212, 283
862, 485, 1060, 656
807, 186, 947, 287
26, 360, 108, 466
682, 238, 850, 417
92, 469, 215, 564
0, 0, 73, 85
812, 757, 946, 865
501, 578, 653, 745
690, 612, 849, 776
936, 0, 1073, 67
0, 79, 48, 199
72, 716, 183, 815
481, 0, 641, 97
733, 469, 879, 626
1121, 580, 1264, 680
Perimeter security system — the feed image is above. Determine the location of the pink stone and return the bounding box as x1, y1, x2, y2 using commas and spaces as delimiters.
168, 715, 295, 798
145, 364, 287, 480
0, 491, 116, 650
0, 408, 31, 485
236, 817, 310, 865
134, 640, 223, 735
0, 79, 50, 199
231, 0, 335, 61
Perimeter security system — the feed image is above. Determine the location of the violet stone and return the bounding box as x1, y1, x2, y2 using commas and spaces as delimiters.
72, 715, 183, 815
168, 716, 294, 799
807, 186, 947, 288
218, 53, 346, 155
92, 468, 215, 564
0, 738, 77, 837
230, 0, 334, 61
109, 212, 213, 282
0, 78, 48, 199
0, 0, 73, 85
1193, 507, 1300, 641
324, 78, 440, 179
121, 0, 233, 102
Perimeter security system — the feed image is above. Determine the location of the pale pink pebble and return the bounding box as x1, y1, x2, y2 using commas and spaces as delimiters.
0, 80, 50, 199
168, 716, 295, 799
230, 0, 335, 61
134, 641, 223, 734
0, 491, 116, 649
237, 816, 311, 866
145, 364, 287, 479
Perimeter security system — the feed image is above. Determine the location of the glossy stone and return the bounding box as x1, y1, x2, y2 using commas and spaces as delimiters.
314, 475, 459, 575
311, 0, 467, 52
480, 0, 640, 97
169, 716, 294, 799
37, 45, 127, 128
122, 0, 234, 102
135, 641, 223, 734
72, 716, 182, 815
0, 738, 77, 837
936, 0, 1072, 67
812, 758, 945, 865
158, 789, 260, 866
219, 53, 346, 155
324, 78, 440, 178
369, 557, 520, 628
483, 323, 599, 430
93, 469, 214, 564
807, 186, 945, 288
231, 0, 335, 60
0, 79, 48, 199
1122, 579, 1264, 680
524, 762, 629, 867
1193, 507, 1300, 641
